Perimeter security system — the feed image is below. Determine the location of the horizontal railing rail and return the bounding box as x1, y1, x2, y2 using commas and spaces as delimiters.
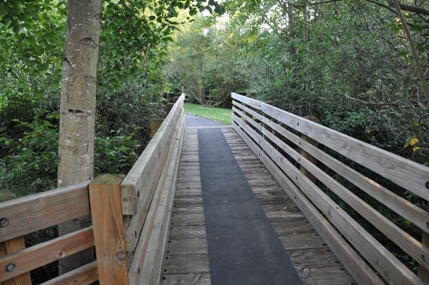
0, 181, 96, 284
0, 94, 186, 285
121, 94, 185, 284
232, 92, 429, 285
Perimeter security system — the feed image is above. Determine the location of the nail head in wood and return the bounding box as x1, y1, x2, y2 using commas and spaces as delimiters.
0, 217, 9, 228
5, 263, 15, 272
116, 251, 127, 262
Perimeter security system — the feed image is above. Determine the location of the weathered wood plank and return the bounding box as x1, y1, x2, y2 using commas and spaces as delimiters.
128, 173, 167, 284
162, 128, 211, 285
278, 233, 329, 250
0, 227, 94, 283
163, 254, 210, 275
261, 120, 429, 271
171, 213, 205, 226
270, 220, 315, 235
175, 190, 203, 197
166, 239, 208, 255
121, 94, 185, 215
234, 99, 428, 284
235, 103, 429, 273
172, 206, 205, 215
232, 92, 429, 202
236, 118, 412, 284
169, 225, 207, 239
295, 266, 356, 285
162, 274, 211, 285
129, 117, 184, 285
124, 111, 184, 253
0, 181, 90, 242
41, 261, 98, 285
287, 248, 342, 268
89, 175, 129, 285
153, 122, 184, 284
0, 190, 32, 285
173, 197, 203, 206
232, 122, 384, 285
264, 111, 429, 235
223, 127, 357, 285
0, 236, 32, 285
124, 156, 165, 251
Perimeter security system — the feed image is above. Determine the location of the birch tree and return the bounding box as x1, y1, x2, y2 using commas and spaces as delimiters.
57, 0, 103, 274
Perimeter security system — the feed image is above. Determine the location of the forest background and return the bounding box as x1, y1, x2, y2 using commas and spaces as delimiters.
0, 0, 428, 274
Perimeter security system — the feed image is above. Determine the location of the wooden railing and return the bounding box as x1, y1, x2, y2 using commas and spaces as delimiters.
232, 92, 429, 285
121, 93, 185, 284
0, 94, 185, 285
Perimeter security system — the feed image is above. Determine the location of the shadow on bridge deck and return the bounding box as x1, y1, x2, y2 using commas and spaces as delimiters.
162, 115, 356, 285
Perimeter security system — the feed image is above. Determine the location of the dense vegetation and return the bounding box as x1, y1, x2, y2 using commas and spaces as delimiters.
3, 0, 427, 195
0, 0, 222, 196
167, 0, 429, 167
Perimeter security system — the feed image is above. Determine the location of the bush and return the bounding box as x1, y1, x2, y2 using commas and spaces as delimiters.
0, 112, 59, 196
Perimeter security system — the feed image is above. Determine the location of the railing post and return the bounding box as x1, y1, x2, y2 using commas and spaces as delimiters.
151, 118, 164, 138
0, 189, 32, 285
300, 116, 319, 184
262, 114, 272, 142
89, 174, 129, 285
165, 103, 174, 115
419, 203, 429, 282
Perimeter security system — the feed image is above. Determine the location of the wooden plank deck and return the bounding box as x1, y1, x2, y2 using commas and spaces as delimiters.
162, 126, 356, 285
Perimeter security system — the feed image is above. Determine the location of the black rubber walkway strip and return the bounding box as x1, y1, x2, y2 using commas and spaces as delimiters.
198, 128, 302, 285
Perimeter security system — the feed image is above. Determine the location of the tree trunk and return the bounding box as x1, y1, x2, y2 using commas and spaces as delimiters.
287, 3, 296, 78
57, 0, 103, 275
303, 0, 309, 91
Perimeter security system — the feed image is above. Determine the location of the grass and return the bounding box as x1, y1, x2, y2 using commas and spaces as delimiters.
184, 103, 233, 125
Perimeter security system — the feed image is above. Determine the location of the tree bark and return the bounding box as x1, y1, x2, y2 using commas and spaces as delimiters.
287, 3, 295, 57
57, 0, 103, 275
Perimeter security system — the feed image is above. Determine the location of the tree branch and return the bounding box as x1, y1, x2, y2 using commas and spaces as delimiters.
364, 0, 397, 14
292, 0, 344, 8
392, 0, 429, 101
399, 3, 429, 16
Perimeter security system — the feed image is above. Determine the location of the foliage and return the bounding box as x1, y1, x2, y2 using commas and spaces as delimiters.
166, 16, 248, 107
96, 69, 166, 150
211, 0, 429, 164
98, 0, 224, 90
0, 110, 144, 195
184, 102, 233, 125
0, 112, 59, 196
0, 0, 225, 197
94, 132, 140, 175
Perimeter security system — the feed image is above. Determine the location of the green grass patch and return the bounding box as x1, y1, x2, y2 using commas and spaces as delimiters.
184, 103, 233, 125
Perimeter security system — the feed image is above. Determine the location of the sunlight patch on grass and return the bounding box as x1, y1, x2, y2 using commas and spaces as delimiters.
184, 103, 233, 125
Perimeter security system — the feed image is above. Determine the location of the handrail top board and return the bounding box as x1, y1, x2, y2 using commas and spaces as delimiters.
121, 93, 185, 215
0, 181, 91, 242
232, 92, 429, 202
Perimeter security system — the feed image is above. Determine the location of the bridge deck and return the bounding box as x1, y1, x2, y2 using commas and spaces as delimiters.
162, 124, 356, 285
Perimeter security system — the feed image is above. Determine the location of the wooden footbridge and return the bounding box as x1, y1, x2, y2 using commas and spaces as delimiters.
2, 93, 429, 284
